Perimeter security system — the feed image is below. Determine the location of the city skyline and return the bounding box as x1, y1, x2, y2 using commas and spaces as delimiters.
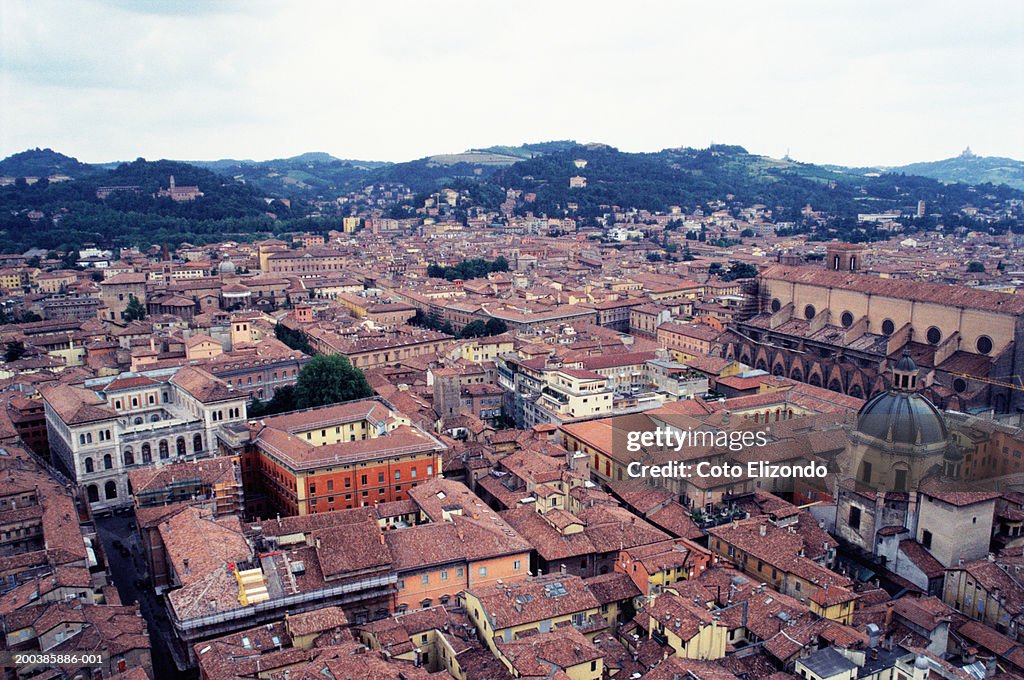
2, 0, 1022, 166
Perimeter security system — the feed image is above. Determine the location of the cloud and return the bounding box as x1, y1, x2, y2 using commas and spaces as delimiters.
1, 0, 1021, 166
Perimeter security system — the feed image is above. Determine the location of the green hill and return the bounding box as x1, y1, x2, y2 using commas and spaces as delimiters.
0, 148, 97, 179
893, 148, 1024, 191
185, 152, 390, 199
490, 144, 1023, 234
0, 157, 306, 252
2, 142, 1022, 252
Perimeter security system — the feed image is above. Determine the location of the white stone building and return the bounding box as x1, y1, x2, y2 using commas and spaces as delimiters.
41, 366, 248, 513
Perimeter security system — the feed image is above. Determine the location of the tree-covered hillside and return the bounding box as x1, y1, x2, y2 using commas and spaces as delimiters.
2, 142, 1022, 253
188, 153, 389, 198
0, 148, 97, 179
0, 157, 316, 252
492, 144, 1024, 223
894, 149, 1024, 191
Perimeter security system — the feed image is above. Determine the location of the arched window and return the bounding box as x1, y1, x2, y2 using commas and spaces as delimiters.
926, 326, 942, 345
151, 414, 161, 423
159, 440, 169, 459
142, 443, 152, 463
804, 304, 816, 320
176, 437, 186, 456
881, 319, 895, 336
976, 336, 993, 354
124, 448, 135, 466
840, 311, 854, 328
87, 485, 99, 503
84, 457, 94, 473
103, 454, 112, 470
104, 481, 117, 500
134, 417, 143, 425
770, 299, 781, 313
193, 434, 203, 452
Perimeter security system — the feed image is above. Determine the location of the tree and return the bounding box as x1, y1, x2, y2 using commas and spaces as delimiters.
719, 262, 759, 281
275, 323, 313, 354
249, 385, 298, 417
459, 320, 488, 338
485, 318, 508, 336
967, 261, 985, 273
4, 341, 27, 363
124, 294, 146, 321
267, 384, 298, 413
294, 355, 372, 409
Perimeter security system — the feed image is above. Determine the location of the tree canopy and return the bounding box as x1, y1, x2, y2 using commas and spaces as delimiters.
275, 323, 314, 354
124, 294, 146, 321
294, 354, 373, 409
427, 256, 509, 281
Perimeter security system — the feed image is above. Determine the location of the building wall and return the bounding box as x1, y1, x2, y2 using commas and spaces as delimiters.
916, 496, 996, 567
943, 567, 1023, 637
395, 552, 529, 610
43, 380, 246, 513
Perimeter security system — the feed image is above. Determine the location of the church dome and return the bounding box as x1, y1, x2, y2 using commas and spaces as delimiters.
855, 391, 948, 447
218, 258, 237, 274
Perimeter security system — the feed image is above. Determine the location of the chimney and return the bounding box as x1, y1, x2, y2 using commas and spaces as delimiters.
867, 623, 880, 649
759, 523, 766, 537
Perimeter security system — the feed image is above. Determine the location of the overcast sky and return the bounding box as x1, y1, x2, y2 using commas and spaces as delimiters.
2, 0, 1022, 166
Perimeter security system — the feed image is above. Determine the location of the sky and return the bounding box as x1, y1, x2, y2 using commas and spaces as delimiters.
1, 0, 1022, 167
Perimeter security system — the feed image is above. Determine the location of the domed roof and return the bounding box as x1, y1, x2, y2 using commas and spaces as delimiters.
856, 390, 948, 447
894, 352, 918, 372
218, 258, 237, 274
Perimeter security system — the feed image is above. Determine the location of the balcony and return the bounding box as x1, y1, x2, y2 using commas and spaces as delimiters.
119, 417, 203, 442
540, 386, 569, 405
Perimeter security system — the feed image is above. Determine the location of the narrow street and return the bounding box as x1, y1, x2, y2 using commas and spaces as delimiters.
94, 514, 197, 680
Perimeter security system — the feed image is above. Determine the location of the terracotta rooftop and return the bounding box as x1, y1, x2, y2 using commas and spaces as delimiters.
761, 264, 1024, 315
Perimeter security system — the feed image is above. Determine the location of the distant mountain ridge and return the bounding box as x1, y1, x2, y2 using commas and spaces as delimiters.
1, 144, 1022, 253
7, 143, 1023, 193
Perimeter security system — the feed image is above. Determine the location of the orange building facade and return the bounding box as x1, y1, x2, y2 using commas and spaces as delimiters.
242, 398, 446, 517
